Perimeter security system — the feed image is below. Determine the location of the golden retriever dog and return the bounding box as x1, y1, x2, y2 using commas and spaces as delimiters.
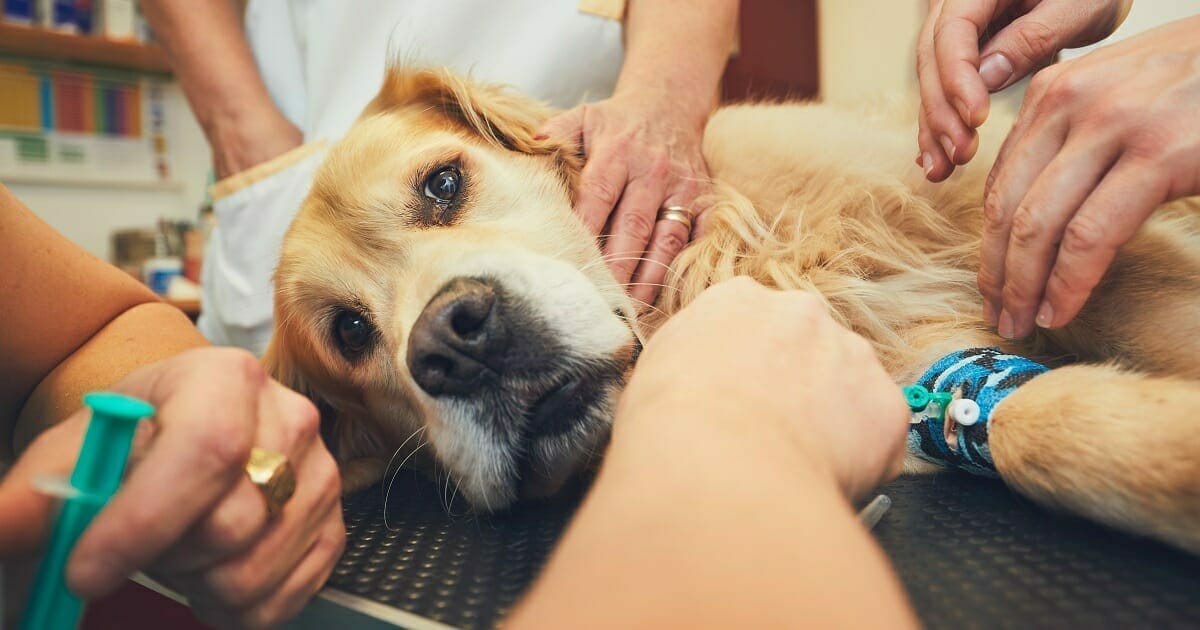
264, 66, 1200, 553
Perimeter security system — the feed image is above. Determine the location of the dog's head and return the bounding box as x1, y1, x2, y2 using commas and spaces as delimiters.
264, 67, 640, 511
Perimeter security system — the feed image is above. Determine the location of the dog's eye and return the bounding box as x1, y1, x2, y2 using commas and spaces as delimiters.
424, 167, 461, 203
334, 310, 375, 358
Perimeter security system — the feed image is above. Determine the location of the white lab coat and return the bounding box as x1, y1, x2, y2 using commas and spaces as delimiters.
199, 0, 625, 354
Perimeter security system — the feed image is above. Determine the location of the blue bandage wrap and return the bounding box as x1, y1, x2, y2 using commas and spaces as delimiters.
907, 347, 1048, 477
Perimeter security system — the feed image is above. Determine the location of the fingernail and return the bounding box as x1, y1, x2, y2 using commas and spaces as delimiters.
915, 153, 924, 166
922, 152, 934, 175
998, 309, 1015, 339
953, 98, 971, 126
1036, 302, 1054, 329
979, 53, 1015, 92
939, 135, 957, 163
983, 301, 999, 327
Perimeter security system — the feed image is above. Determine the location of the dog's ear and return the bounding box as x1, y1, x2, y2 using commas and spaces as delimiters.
262, 335, 341, 452
364, 66, 585, 201
364, 66, 553, 153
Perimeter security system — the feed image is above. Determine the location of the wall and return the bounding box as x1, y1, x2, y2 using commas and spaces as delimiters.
816, 0, 1025, 120
818, 1, 1195, 107
8, 81, 210, 261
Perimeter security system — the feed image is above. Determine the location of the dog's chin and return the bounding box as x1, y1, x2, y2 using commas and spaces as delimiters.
450, 377, 621, 512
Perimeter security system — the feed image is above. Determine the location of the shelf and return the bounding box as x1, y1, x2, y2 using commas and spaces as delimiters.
0, 23, 171, 74
1, 171, 183, 191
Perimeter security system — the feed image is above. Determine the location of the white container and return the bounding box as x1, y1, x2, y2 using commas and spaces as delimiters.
98, 0, 135, 40
143, 256, 182, 296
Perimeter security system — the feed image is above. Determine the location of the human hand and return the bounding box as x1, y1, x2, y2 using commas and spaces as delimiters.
1, 348, 343, 628
916, 0, 1131, 181
616, 277, 909, 502
538, 90, 712, 309
980, 14, 1200, 339
209, 108, 303, 180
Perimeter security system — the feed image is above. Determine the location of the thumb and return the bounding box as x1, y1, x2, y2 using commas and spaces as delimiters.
0, 415, 88, 557
535, 106, 584, 146
979, 3, 1122, 92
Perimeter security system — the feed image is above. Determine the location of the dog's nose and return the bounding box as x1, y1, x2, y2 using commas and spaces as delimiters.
407, 278, 508, 397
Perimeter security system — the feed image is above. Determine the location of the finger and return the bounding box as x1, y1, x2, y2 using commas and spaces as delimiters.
162, 382, 329, 588
1039, 158, 1166, 329
68, 350, 265, 599
999, 137, 1118, 339
917, 15, 977, 178
629, 209, 691, 308
194, 517, 345, 630
978, 2, 1123, 92
536, 106, 584, 146
916, 11, 955, 180
153, 382, 320, 573
575, 144, 629, 235
978, 84, 1066, 330
935, 0, 1015, 127
602, 160, 671, 286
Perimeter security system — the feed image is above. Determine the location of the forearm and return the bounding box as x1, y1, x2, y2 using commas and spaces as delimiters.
140, 0, 295, 176
13, 303, 208, 453
617, 0, 738, 125
508, 402, 918, 628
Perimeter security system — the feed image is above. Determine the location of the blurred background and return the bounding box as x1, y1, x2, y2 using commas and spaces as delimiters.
0, 0, 1194, 318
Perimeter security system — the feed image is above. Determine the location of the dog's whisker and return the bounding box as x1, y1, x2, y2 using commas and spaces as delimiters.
381, 425, 428, 500
383, 439, 428, 531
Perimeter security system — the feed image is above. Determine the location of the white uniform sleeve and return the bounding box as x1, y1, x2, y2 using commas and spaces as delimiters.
197, 145, 327, 356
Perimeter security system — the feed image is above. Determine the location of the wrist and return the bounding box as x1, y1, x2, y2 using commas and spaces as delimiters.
203, 104, 302, 179
612, 73, 717, 132
609, 393, 840, 496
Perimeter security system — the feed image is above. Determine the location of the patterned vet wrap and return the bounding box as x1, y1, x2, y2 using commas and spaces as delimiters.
907, 347, 1049, 477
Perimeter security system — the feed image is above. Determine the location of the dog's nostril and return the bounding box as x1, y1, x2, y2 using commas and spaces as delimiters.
407, 277, 507, 397
421, 354, 454, 379
450, 300, 491, 338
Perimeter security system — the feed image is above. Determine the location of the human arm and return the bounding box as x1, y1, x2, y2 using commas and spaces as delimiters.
0, 187, 343, 628
0, 184, 207, 458
538, 0, 738, 308
915, 0, 1131, 181
139, 0, 301, 178
508, 278, 917, 628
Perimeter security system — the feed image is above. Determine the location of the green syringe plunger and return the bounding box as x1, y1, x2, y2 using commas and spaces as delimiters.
20, 392, 154, 630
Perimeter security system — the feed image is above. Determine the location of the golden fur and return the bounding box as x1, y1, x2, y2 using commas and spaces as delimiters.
267, 67, 1200, 553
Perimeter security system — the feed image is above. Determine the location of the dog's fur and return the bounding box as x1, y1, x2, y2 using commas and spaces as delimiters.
266, 67, 1200, 553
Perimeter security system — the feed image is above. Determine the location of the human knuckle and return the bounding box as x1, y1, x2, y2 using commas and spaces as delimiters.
1045, 72, 1086, 106
1061, 215, 1109, 256
982, 190, 1008, 228
619, 209, 656, 238
1008, 206, 1043, 245
654, 228, 688, 256
1002, 282, 1037, 307
581, 176, 622, 207
221, 563, 268, 606
205, 503, 263, 552
280, 395, 320, 447
647, 152, 672, 179
977, 267, 1003, 295
1027, 68, 1056, 99
199, 422, 254, 471
1010, 20, 1058, 63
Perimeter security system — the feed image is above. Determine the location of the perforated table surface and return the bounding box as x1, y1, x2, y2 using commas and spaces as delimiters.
322, 471, 1200, 629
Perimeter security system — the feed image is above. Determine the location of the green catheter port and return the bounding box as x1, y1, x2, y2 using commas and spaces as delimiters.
21, 392, 154, 630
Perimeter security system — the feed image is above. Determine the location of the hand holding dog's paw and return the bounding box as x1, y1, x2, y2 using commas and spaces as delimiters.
614, 277, 909, 503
